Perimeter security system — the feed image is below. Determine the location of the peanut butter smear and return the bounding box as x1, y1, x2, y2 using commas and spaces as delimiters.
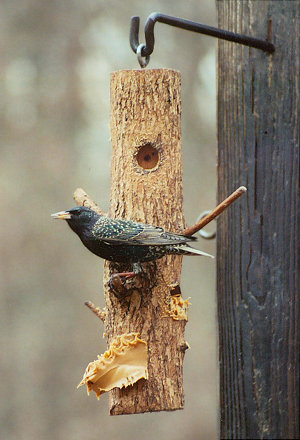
78, 333, 148, 398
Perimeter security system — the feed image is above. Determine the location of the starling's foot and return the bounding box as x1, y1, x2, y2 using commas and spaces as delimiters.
108, 263, 143, 298
108, 263, 148, 299
109, 273, 136, 298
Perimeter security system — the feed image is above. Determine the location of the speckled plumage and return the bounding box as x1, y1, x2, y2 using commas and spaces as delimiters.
52, 206, 213, 264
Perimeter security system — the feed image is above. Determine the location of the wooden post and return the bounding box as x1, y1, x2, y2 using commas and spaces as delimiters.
104, 69, 187, 414
217, 1, 299, 439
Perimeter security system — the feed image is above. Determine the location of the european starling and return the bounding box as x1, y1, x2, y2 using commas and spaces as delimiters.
51, 207, 213, 272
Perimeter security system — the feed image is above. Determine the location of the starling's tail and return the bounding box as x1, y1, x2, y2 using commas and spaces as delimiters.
176, 245, 214, 258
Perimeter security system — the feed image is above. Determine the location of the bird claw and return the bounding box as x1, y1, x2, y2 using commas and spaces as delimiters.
108, 263, 154, 299
108, 273, 137, 298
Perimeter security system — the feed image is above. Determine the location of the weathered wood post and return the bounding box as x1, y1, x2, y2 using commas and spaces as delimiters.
217, 1, 299, 438
105, 69, 187, 414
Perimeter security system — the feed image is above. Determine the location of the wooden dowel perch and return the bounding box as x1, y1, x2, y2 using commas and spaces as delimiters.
75, 186, 247, 238
74, 69, 247, 416
84, 300, 106, 322
73, 187, 105, 216
183, 186, 247, 236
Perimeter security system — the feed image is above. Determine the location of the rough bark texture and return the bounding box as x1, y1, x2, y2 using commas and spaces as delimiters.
104, 69, 188, 415
217, 1, 299, 439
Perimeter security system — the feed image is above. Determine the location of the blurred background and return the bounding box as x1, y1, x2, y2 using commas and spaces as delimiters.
0, 1, 218, 439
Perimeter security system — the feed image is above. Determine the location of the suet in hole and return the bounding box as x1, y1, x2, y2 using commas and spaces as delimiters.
136, 144, 159, 170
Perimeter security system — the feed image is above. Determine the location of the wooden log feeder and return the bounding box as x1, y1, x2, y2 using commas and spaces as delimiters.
75, 68, 246, 415
106, 68, 186, 414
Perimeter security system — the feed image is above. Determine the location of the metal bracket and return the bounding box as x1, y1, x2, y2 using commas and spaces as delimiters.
130, 12, 275, 67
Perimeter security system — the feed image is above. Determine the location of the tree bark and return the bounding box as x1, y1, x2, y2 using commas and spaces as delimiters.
217, 1, 299, 439
104, 69, 188, 415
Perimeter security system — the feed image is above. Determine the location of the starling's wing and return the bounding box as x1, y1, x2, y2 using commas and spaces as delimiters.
92, 217, 196, 246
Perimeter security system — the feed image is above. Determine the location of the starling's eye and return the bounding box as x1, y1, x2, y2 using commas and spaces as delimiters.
72, 209, 81, 216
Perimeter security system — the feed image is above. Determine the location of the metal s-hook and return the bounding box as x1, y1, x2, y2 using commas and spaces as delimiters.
130, 17, 150, 68
130, 12, 275, 67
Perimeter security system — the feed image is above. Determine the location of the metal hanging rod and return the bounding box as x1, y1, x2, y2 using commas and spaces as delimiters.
130, 12, 275, 67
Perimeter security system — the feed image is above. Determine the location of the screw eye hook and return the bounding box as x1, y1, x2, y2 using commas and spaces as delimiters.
197, 210, 216, 240
137, 44, 150, 68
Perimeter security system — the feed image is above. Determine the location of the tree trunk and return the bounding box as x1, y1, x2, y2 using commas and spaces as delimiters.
104, 69, 188, 415
217, 1, 299, 438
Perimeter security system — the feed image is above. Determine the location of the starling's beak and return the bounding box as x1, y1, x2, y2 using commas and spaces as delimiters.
51, 210, 72, 220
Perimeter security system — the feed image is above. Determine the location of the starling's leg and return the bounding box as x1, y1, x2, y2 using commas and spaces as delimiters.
112, 263, 143, 280
112, 271, 135, 279
133, 262, 143, 274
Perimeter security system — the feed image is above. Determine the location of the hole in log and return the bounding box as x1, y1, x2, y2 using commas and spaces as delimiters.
170, 284, 181, 296
136, 144, 159, 170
